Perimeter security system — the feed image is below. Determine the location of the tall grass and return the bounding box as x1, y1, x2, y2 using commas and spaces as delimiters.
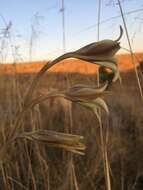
0, 69, 143, 189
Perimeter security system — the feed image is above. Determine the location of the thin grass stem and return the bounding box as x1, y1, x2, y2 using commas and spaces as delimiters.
117, 0, 143, 101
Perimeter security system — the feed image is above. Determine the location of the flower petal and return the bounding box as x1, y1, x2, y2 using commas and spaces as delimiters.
72, 26, 123, 62
65, 82, 109, 99
95, 61, 120, 82
75, 39, 120, 58
92, 98, 109, 114
78, 98, 109, 115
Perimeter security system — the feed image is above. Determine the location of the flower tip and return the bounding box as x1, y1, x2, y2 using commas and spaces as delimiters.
115, 25, 123, 42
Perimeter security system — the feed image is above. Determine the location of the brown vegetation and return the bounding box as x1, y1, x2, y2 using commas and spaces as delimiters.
0, 52, 143, 189
1, 52, 143, 74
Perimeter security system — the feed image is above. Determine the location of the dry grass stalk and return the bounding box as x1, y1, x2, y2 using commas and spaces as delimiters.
117, 0, 143, 101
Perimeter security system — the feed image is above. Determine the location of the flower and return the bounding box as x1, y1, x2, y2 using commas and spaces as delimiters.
69, 26, 123, 82
32, 82, 110, 120
16, 130, 85, 155
25, 26, 123, 105
63, 82, 110, 119
65, 81, 109, 100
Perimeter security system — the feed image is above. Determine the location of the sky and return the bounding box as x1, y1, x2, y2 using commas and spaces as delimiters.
0, 0, 143, 62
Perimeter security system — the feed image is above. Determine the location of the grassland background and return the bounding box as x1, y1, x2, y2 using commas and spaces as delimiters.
0, 53, 143, 189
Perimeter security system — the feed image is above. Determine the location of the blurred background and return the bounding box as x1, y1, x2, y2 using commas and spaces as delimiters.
0, 0, 143, 62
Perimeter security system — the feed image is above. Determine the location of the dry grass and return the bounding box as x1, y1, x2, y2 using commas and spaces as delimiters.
1, 53, 143, 74
0, 56, 143, 189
